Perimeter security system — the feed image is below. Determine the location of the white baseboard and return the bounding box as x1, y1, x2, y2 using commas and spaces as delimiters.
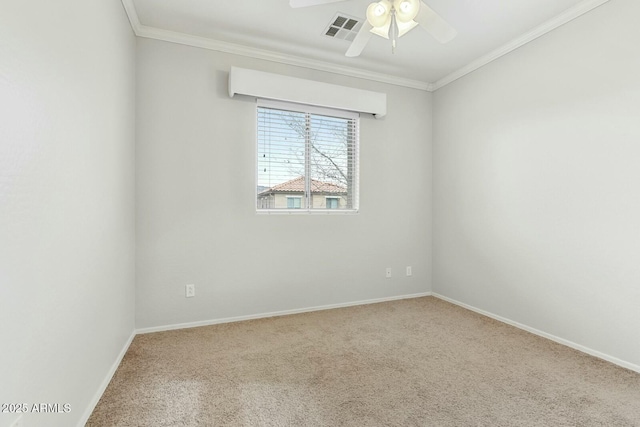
78, 330, 136, 427
136, 292, 432, 335
432, 293, 640, 374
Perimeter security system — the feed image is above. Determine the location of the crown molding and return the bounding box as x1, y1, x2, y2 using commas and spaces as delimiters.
432, 0, 611, 90
121, 0, 610, 93
121, 0, 141, 31
137, 25, 432, 91
120, 0, 430, 91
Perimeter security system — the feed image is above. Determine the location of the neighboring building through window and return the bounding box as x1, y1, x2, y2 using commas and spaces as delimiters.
258, 177, 347, 209
257, 100, 359, 213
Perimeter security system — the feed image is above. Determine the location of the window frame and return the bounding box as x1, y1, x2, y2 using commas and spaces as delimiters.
255, 99, 360, 215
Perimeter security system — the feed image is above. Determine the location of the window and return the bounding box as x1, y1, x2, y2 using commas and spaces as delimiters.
257, 100, 359, 213
326, 197, 339, 209
287, 197, 302, 209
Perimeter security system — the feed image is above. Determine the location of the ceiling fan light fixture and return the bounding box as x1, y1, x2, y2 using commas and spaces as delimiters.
366, 1, 391, 28
394, 0, 420, 23
289, 0, 457, 58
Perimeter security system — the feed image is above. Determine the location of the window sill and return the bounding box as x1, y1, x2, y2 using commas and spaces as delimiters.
256, 209, 359, 215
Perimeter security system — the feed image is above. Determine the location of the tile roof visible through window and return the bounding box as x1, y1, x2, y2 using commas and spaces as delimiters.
258, 176, 346, 195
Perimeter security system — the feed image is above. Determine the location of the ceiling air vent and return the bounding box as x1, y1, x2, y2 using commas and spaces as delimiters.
323, 13, 363, 42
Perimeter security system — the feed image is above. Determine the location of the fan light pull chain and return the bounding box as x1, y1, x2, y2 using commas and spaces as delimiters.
389, 8, 399, 54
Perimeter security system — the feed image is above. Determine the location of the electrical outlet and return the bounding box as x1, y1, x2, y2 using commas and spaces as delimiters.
386, 268, 392, 278
10, 415, 23, 427
185, 284, 195, 298
406, 266, 412, 276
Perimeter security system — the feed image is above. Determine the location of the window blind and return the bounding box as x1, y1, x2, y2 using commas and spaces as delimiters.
256, 100, 359, 213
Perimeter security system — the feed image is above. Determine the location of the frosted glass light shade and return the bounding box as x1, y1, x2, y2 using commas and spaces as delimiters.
395, 0, 420, 23
366, 1, 391, 28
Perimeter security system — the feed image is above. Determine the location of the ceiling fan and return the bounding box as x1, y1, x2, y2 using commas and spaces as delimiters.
290, 0, 457, 57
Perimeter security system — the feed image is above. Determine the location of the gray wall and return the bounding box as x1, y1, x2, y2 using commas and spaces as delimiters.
433, 0, 640, 368
0, 1, 136, 426
135, 38, 433, 329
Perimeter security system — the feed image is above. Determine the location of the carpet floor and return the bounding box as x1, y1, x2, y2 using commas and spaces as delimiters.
88, 297, 640, 426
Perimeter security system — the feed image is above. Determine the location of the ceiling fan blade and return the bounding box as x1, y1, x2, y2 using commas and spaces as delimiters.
345, 21, 374, 57
289, 0, 347, 8
415, 2, 457, 44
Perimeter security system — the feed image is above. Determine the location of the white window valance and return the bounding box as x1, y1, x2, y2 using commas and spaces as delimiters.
228, 67, 387, 118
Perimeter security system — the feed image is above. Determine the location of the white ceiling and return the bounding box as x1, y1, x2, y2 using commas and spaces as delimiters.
128, 0, 606, 89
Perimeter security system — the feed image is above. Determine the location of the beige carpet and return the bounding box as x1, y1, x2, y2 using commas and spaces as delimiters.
88, 297, 640, 426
